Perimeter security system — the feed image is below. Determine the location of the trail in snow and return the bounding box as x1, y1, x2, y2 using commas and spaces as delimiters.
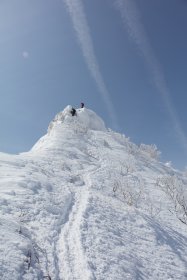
57, 164, 100, 280
58, 185, 92, 279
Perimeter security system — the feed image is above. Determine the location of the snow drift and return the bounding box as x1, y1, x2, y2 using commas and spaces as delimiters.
1, 106, 187, 280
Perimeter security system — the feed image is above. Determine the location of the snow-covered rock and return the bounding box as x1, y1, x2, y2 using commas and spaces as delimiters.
1, 106, 187, 280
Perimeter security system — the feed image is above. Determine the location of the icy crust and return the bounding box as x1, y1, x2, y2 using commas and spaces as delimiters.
48, 105, 106, 133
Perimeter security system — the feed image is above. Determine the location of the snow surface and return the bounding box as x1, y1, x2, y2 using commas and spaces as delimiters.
1, 105, 187, 279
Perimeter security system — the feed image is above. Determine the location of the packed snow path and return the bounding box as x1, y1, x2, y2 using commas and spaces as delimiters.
58, 169, 97, 280
1, 106, 187, 279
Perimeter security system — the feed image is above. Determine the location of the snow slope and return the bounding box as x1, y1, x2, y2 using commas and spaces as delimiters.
1, 106, 187, 280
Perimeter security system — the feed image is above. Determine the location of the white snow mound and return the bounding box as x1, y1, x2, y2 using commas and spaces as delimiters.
31, 105, 106, 152
48, 105, 106, 133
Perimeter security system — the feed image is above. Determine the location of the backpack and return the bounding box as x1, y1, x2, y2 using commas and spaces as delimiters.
71, 108, 76, 116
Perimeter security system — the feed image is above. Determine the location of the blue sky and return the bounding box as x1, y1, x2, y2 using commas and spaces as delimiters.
0, 0, 187, 170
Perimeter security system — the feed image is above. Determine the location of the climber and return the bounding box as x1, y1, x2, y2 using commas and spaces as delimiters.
70, 107, 76, 116
80, 102, 84, 108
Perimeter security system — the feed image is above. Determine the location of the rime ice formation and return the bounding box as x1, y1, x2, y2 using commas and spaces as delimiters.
1, 106, 187, 280
48, 105, 106, 132
31, 106, 106, 153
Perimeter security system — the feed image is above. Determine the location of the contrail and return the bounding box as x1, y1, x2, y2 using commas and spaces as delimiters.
63, 0, 119, 129
115, 0, 187, 152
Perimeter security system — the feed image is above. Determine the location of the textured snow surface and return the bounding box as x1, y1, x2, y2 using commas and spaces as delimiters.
1, 106, 187, 279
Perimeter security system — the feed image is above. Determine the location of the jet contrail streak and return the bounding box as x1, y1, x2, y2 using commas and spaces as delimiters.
63, 0, 119, 129
115, 0, 187, 152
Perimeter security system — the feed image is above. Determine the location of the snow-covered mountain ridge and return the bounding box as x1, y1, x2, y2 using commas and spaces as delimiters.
1, 106, 187, 280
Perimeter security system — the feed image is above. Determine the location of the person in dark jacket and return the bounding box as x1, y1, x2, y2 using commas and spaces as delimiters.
81, 102, 84, 108
70, 107, 76, 116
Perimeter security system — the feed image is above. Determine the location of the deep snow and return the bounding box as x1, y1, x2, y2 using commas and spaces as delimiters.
1, 106, 187, 280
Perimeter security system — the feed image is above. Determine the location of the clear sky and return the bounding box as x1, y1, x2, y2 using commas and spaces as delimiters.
0, 0, 187, 170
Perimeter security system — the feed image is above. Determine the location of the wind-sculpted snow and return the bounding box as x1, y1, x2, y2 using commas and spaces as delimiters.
1, 107, 187, 279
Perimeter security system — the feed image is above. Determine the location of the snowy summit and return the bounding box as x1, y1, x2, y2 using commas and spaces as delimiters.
31, 106, 106, 153
1, 106, 187, 280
